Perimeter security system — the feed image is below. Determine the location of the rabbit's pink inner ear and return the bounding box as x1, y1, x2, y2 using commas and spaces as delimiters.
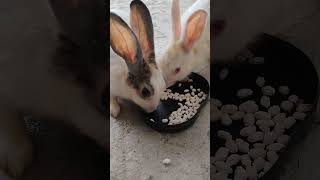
171, 0, 181, 41
110, 15, 137, 64
130, 6, 152, 59
181, 10, 207, 52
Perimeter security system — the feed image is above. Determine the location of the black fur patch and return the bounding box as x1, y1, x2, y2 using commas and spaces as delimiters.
126, 60, 154, 99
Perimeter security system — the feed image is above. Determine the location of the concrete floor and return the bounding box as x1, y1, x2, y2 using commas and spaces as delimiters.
110, 0, 210, 180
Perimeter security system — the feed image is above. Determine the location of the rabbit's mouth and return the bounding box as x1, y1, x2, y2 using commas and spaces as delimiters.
212, 19, 226, 37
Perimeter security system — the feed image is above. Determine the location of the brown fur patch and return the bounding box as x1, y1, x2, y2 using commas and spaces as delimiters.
126, 60, 154, 99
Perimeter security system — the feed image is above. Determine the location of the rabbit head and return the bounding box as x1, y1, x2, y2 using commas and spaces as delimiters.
159, 0, 208, 87
110, 0, 165, 113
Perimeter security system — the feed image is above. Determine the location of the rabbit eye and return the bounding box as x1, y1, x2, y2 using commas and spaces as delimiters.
141, 87, 151, 98
174, 67, 181, 74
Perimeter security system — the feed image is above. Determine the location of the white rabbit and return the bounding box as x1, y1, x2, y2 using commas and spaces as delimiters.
158, 0, 210, 87
0, 0, 108, 178
110, 0, 166, 118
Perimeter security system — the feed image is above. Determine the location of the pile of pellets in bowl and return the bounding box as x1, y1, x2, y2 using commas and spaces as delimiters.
159, 82, 208, 125
211, 56, 313, 180
147, 73, 209, 129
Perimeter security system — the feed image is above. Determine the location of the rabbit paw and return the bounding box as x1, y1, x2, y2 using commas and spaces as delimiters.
0, 138, 33, 178
110, 97, 120, 118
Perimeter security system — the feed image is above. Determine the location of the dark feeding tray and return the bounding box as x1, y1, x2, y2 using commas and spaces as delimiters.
211, 33, 319, 179
145, 73, 209, 133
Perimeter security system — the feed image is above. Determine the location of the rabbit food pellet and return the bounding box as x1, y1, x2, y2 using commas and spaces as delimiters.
217, 130, 232, 140
280, 100, 294, 112
226, 154, 241, 166
214, 147, 230, 161
239, 101, 259, 113
221, 104, 238, 114
212, 60, 313, 179
288, 95, 299, 103
162, 119, 168, 123
247, 132, 264, 143
262, 86, 276, 96
268, 105, 280, 116
159, 85, 207, 125
225, 140, 238, 153
231, 111, 245, 121
240, 126, 256, 137
246, 166, 258, 180
293, 112, 306, 120
237, 89, 253, 99
243, 113, 255, 126
162, 158, 171, 165
253, 158, 266, 171
240, 154, 252, 167
256, 76, 265, 87
266, 151, 278, 164
221, 114, 233, 126
212, 98, 223, 107
278, 86, 290, 95
236, 139, 250, 153
234, 166, 247, 180
260, 96, 270, 108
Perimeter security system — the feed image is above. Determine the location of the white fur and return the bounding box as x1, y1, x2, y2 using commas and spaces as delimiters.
159, 0, 210, 87
110, 9, 166, 117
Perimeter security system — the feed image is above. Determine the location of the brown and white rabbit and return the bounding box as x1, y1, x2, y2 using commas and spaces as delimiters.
110, 0, 166, 118
158, 0, 210, 87
0, 0, 107, 178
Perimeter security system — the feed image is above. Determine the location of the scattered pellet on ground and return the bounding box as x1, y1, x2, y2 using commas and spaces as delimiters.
162, 158, 171, 165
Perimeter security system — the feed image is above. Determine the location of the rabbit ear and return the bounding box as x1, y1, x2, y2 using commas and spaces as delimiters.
110, 12, 142, 65
130, 0, 155, 64
171, 0, 181, 41
48, 0, 105, 45
181, 10, 207, 52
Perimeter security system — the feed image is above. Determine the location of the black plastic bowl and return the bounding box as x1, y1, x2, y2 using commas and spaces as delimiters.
145, 73, 210, 133
211, 33, 319, 179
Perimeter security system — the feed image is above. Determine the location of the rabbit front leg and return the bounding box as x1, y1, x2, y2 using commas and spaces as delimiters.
110, 96, 120, 118
0, 108, 33, 179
